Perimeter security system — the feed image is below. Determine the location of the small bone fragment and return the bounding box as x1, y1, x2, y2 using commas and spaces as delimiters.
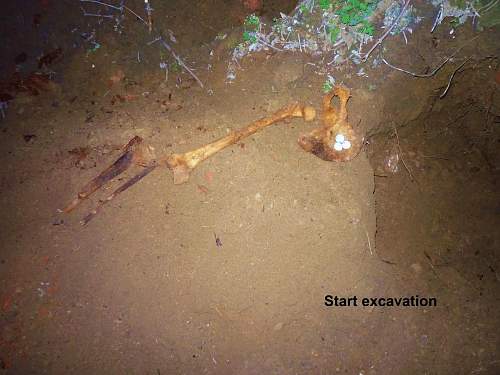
298, 85, 362, 162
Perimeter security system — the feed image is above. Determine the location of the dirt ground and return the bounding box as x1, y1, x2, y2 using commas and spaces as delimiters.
0, 1, 499, 374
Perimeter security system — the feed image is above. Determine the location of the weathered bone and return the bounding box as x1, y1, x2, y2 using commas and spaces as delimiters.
62, 102, 315, 224
298, 85, 362, 162
163, 102, 316, 184
62, 136, 148, 213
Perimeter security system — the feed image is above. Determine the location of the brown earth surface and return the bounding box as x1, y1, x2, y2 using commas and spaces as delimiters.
0, 0, 499, 374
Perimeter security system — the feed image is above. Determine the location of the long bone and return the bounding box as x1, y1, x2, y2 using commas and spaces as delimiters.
63, 102, 316, 224
163, 102, 315, 184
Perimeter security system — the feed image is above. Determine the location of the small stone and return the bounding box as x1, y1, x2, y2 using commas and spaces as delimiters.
411, 263, 423, 274
273, 322, 284, 331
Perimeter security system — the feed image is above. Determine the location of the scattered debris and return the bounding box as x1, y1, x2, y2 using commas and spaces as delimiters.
23, 134, 37, 143
38, 48, 63, 69
430, 0, 479, 33
79, 0, 203, 88
383, 146, 400, 174
214, 233, 222, 247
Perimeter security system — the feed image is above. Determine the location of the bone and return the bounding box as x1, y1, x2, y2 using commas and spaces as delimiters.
298, 85, 362, 162
80, 164, 157, 225
61, 136, 149, 213
161, 102, 315, 184
64, 102, 315, 224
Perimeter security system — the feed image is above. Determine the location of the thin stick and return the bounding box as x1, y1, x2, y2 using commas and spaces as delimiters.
258, 37, 283, 52
158, 38, 204, 88
381, 35, 479, 77
479, 0, 499, 13
122, 4, 147, 25
365, 229, 373, 255
362, 0, 411, 62
431, 3, 443, 33
382, 56, 451, 77
82, 11, 114, 19
439, 58, 469, 99
80, 0, 148, 25
393, 125, 416, 183
80, 0, 121, 11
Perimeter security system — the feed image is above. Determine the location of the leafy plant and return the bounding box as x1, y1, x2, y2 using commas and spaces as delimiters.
242, 30, 257, 43
359, 20, 374, 36
299, 3, 310, 14
322, 80, 334, 93
319, 0, 332, 10
244, 14, 260, 29
243, 14, 260, 44
170, 61, 180, 72
449, 17, 460, 28
328, 25, 340, 42
336, 0, 376, 27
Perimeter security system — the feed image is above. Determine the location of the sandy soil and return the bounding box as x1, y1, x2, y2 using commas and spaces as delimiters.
0, 1, 499, 374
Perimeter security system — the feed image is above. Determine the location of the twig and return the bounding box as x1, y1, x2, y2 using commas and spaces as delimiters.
257, 37, 283, 52
82, 11, 114, 19
158, 38, 204, 88
80, 0, 148, 25
440, 58, 470, 99
382, 55, 451, 77
423, 251, 438, 276
80, 0, 121, 11
147, 37, 161, 45
431, 3, 444, 33
381, 35, 480, 77
478, 0, 499, 13
122, 4, 147, 25
364, 229, 373, 255
362, 0, 411, 62
392, 125, 416, 183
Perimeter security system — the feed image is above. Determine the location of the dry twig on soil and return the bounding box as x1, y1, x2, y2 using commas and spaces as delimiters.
79, 0, 203, 88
